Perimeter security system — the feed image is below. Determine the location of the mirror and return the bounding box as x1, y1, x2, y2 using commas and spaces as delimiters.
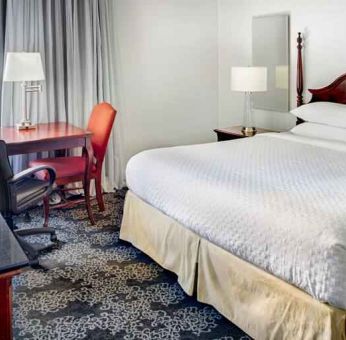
252, 14, 289, 112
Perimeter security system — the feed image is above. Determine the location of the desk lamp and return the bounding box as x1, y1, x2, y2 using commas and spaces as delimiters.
3, 52, 45, 130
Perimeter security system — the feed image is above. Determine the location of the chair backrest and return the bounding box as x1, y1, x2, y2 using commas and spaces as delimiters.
87, 102, 117, 169
0, 140, 13, 212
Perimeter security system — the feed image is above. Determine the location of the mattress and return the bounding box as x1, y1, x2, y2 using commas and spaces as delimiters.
126, 132, 346, 309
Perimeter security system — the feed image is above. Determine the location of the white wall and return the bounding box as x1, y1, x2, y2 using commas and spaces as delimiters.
218, 0, 346, 130
114, 0, 346, 173
115, 0, 218, 164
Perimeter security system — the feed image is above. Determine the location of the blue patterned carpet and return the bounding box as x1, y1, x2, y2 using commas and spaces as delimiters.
13, 190, 250, 339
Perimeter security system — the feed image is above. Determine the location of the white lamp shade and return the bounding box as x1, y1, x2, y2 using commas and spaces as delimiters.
231, 66, 267, 92
3, 52, 45, 82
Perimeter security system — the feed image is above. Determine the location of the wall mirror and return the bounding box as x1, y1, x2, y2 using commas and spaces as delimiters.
252, 14, 289, 112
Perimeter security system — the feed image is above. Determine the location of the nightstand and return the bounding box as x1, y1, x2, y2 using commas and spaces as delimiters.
214, 126, 277, 141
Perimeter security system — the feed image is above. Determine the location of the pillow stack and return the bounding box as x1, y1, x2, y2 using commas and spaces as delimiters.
290, 102, 346, 142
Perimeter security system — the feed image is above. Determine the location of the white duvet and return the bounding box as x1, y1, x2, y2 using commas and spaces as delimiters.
126, 133, 346, 309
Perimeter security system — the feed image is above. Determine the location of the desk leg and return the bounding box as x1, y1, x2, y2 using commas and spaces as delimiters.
84, 137, 95, 225
0, 275, 14, 340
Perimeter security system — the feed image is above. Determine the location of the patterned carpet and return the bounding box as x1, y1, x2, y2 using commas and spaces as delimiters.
13, 190, 250, 340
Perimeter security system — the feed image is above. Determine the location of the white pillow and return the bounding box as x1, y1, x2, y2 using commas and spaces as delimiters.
290, 122, 346, 143
290, 102, 346, 128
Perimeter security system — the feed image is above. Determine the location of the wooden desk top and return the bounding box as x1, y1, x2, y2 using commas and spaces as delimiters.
0, 122, 92, 145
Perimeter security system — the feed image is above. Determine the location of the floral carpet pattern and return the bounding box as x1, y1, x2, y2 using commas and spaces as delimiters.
13, 190, 250, 340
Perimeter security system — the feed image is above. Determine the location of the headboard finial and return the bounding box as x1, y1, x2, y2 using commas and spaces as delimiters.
296, 32, 304, 109
297, 32, 302, 41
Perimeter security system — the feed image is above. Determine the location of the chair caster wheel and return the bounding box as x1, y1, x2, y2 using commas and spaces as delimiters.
50, 233, 58, 242
29, 259, 40, 268
24, 212, 31, 223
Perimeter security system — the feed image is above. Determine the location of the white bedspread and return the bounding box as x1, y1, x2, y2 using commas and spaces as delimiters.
126, 133, 346, 309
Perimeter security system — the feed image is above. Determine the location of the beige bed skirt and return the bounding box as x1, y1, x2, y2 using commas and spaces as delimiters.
120, 190, 346, 340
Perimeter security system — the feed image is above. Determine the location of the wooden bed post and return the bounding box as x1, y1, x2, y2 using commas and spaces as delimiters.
296, 32, 305, 125
296, 32, 304, 107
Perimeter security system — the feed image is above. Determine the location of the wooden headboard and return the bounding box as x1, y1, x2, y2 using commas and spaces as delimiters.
296, 32, 346, 120
309, 75, 346, 104
297, 33, 346, 106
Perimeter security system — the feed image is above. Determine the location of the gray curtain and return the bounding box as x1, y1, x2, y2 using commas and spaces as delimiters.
1, 0, 125, 190
0, 0, 6, 104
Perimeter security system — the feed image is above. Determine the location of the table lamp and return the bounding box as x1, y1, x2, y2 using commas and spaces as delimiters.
231, 66, 267, 136
3, 52, 45, 130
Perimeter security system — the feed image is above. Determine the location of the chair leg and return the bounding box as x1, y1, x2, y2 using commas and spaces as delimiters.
43, 196, 50, 228
84, 179, 96, 225
24, 211, 31, 223
95, 175, 105, 212
15, 236, 40, 261
3, 213, 14, 230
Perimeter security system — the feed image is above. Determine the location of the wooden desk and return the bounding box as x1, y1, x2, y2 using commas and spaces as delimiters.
0, 122, 95, 224
0, 215, 29, 340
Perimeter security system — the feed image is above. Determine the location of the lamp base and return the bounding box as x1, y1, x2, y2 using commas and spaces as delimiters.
17, 120, 36, 130
242, 126, 257, 137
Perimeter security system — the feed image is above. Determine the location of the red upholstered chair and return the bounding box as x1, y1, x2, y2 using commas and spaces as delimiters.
29, 103, 117, 225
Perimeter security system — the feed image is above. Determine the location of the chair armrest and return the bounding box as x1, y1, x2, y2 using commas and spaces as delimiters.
9, 166, 56, 186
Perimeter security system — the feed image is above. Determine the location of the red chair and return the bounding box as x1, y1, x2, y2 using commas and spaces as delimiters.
29, 102, 117, 225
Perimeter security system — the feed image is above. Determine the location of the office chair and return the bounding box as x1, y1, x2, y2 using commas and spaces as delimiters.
0, 140, 57, 264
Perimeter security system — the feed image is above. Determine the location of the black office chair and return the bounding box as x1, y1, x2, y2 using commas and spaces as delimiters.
0, 140, 58, 264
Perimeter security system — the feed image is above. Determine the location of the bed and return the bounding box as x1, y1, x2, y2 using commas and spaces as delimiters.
120, 34, 346, 340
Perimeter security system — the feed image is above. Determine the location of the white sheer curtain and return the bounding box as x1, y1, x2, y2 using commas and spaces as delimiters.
0, 0, 125, 190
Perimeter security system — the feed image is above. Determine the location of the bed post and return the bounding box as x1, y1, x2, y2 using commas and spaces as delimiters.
296, 32, 304, 124
296, 32, 304, 107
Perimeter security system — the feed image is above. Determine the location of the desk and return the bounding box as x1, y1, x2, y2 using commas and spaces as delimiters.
0, 122, 95, 224
0, 214, 29, 340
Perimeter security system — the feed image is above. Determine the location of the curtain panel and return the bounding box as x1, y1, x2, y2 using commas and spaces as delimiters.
0, 0, 125, 190
0, 0, 6, 105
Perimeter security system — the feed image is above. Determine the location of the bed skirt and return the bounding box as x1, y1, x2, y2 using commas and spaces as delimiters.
120, 190, 346, 340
